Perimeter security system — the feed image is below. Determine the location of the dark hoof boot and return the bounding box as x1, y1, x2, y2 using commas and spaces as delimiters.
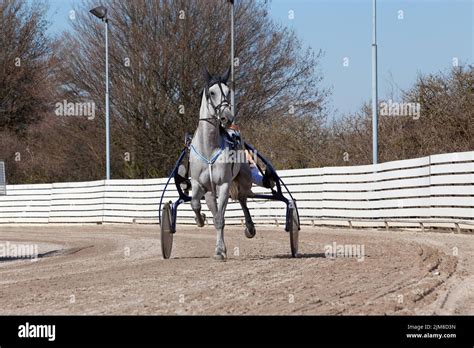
245, 224, 256, 238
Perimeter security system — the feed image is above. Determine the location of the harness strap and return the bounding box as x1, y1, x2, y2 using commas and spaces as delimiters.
190, 144, 224, 166
190, 143, 225, 194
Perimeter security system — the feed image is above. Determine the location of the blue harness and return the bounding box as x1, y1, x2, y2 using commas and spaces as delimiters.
190, 140, 226, 191
190, 143, 225, 166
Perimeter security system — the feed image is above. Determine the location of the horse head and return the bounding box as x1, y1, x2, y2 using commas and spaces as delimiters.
202, 67, 233, 127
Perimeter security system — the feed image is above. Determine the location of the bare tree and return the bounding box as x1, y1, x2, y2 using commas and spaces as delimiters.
0, 0, 63, 184
0, 0, 53, 134
57, 0, 329, 178
319, 65, 473, 167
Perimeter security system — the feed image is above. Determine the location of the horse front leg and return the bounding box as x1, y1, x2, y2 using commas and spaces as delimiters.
214, 182, 230, 260
190, 179, 206, 227
204, 191, 218, 226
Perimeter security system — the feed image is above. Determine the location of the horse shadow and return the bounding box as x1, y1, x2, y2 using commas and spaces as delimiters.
276, 252, 326, 259
244, 252, 327, 261
168, 253, 327, 262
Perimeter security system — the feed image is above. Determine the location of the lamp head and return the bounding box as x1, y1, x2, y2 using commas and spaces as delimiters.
90, 6, 107, 20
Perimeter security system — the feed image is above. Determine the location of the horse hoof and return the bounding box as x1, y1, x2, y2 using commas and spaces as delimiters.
245, 225, 256, 239
214, 253, 227, 261
195, 213, 206, 227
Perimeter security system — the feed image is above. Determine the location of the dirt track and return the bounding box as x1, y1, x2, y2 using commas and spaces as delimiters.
0, 224, 472, 315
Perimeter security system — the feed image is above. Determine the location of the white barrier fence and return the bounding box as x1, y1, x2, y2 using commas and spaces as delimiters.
0, 151, 473, 230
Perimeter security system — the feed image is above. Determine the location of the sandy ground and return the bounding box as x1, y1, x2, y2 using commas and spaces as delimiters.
0, 224, 472, 315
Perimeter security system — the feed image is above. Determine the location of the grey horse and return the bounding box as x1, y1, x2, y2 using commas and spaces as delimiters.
189, 68, 256, 260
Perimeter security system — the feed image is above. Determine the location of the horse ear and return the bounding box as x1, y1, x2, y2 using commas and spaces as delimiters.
221, 66, 231, 84
203, 68, 212, 84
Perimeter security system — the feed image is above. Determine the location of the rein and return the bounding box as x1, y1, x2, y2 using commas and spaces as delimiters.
199, 118, 219, 126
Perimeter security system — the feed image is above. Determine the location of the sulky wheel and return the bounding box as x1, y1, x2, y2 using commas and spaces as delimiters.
161, 201, 174, 259
288, 202, 300, 258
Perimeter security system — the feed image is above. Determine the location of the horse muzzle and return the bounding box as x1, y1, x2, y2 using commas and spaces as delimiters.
219, 108, 234, 127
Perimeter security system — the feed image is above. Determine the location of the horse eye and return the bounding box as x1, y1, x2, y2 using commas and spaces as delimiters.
210, 91, 215, 96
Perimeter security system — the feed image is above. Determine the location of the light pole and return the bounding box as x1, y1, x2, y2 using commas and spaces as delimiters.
90, 5, 111, 180
228, 0, 235, 117
372, 0, 378, 165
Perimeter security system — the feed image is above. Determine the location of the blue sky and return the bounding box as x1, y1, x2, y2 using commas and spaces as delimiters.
43, 0, 473, 117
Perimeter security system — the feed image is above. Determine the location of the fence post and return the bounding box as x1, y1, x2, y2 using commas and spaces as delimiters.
101, 179, 107, 224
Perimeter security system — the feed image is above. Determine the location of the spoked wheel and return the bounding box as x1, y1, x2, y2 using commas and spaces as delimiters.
288, 201, 300, 258
161, 201, 174, 259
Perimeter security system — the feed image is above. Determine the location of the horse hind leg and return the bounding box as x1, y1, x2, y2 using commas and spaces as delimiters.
190, 180, 206, 227
240, 196, 256, 238
233, 163, 255, 238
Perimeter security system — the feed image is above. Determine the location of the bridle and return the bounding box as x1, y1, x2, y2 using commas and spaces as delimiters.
200, 81, 232, 127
